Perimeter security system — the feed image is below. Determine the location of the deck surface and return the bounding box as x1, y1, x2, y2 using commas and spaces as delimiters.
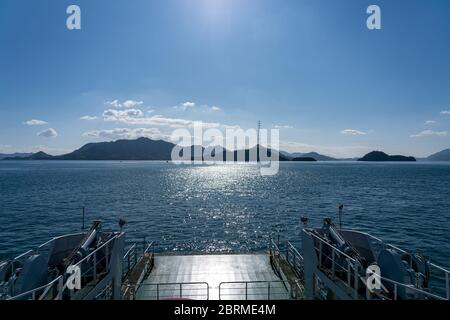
136, 254, 290, 300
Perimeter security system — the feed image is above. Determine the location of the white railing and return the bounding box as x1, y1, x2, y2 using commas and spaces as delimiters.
67, 234, 119, 299
308, 230, 362, 299
7, 275, 64, 300
285, 241, 304, 277
136, 282, 209, 300
219, 280, 291, 300
357, 231, 450, 300
308, 230, 449, 300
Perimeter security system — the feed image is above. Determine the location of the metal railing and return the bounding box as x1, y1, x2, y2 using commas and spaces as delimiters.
368, 234, 450, 300
285, 241, 304, 278
67, 233, 120, 298
123, 240, 155, 278
309, 230, 450, 300
219, 280, 291, 300
136, 282, 209, 300
7, 275, 64, 300
308, 230, 363, 299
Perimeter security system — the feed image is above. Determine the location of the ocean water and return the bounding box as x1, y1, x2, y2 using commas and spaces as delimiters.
0, 161, 449, 270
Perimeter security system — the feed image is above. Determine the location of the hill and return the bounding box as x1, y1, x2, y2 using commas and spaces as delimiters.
427, 148, 450, 161
292, 157, 317, 162
358, 151, 416, 162
0, 152, 32, 160
282, 151, 336, 161
3, 138, 290, 161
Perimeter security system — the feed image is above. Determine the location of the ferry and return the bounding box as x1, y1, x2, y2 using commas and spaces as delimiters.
1, 217, 448, 300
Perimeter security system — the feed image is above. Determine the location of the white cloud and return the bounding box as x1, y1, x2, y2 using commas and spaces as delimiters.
341, 129, 366, 136
37, 128, 58, 138
425, 120, 439, 125
103, 108, 144, 121
122, 100, 143, 108
410, 130, 447, 138
105, 99, 121, 107
105, 99, 143, 108
274, 125, 293, 129
24, 119, 47, 126
440, 110, 450, 115
102, 108, 226, 129
211, 106, 221, 111
83, 128, 169, 140
80, 115, 98, 120
174, 101, 196, 111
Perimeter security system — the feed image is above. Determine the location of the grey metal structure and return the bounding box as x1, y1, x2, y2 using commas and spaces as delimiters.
301, 218, 450, 300
1, 218, 449, 300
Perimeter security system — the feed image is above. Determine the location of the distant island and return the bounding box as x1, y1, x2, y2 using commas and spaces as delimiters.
427, 148, 450, 161
292, 157, 317, 162
2, 137, 291, 161
282, 151, 336, 161
3, 139, 449, 162
358, 151, 416, 162
0, 152, 32, 160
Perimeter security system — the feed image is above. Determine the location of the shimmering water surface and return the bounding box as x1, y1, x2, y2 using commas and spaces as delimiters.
0, 161, 449, 269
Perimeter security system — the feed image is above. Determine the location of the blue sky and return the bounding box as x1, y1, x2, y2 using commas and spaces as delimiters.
1, 0, 450, 157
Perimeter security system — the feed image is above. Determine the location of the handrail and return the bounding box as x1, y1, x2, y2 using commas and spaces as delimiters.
14, 250, 34, 261
308, 229, 449, 300
219, 280, 291, 300
307, 230, 360, 264
365, 271, 446, 300
36, 232, 85, 253
7, 275, 63, 300
74, 234, 119, 267
135, 282, 209, 300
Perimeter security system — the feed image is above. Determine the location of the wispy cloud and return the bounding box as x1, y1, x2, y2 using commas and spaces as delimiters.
425, 120, 439, 125
101, 108, 227, 129
24, 119, 47, 126
174, 101, 196, 111
80, 115, 98, 120
37, 128, 58, 138
210, 106, 221, 111
440, 110, 450, 115
83, 128, 169, 140
410, 130, 447, 138
105, 99, 143, 108
341, 129, 366, 136
274, 125, 293, 129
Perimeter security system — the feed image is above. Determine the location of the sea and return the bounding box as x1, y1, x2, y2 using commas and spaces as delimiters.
0, 160, 449, 271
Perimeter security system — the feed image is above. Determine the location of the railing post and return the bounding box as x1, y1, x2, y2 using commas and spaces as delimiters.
331, 247, 335, 277
180, 284, 183, 299
156, 284, 159, 300
353, 264, 359, 299
268, 282, 271, 300
318, 241, 322, 268
394, 283, 398, 300
93, 251, 97, 282
446, 272, 449, 300
245, 282, 248, 300
105, 245, 109, 269
58, 276, 64, 300
347, 262, 351, 287
286, 241, 289, 263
